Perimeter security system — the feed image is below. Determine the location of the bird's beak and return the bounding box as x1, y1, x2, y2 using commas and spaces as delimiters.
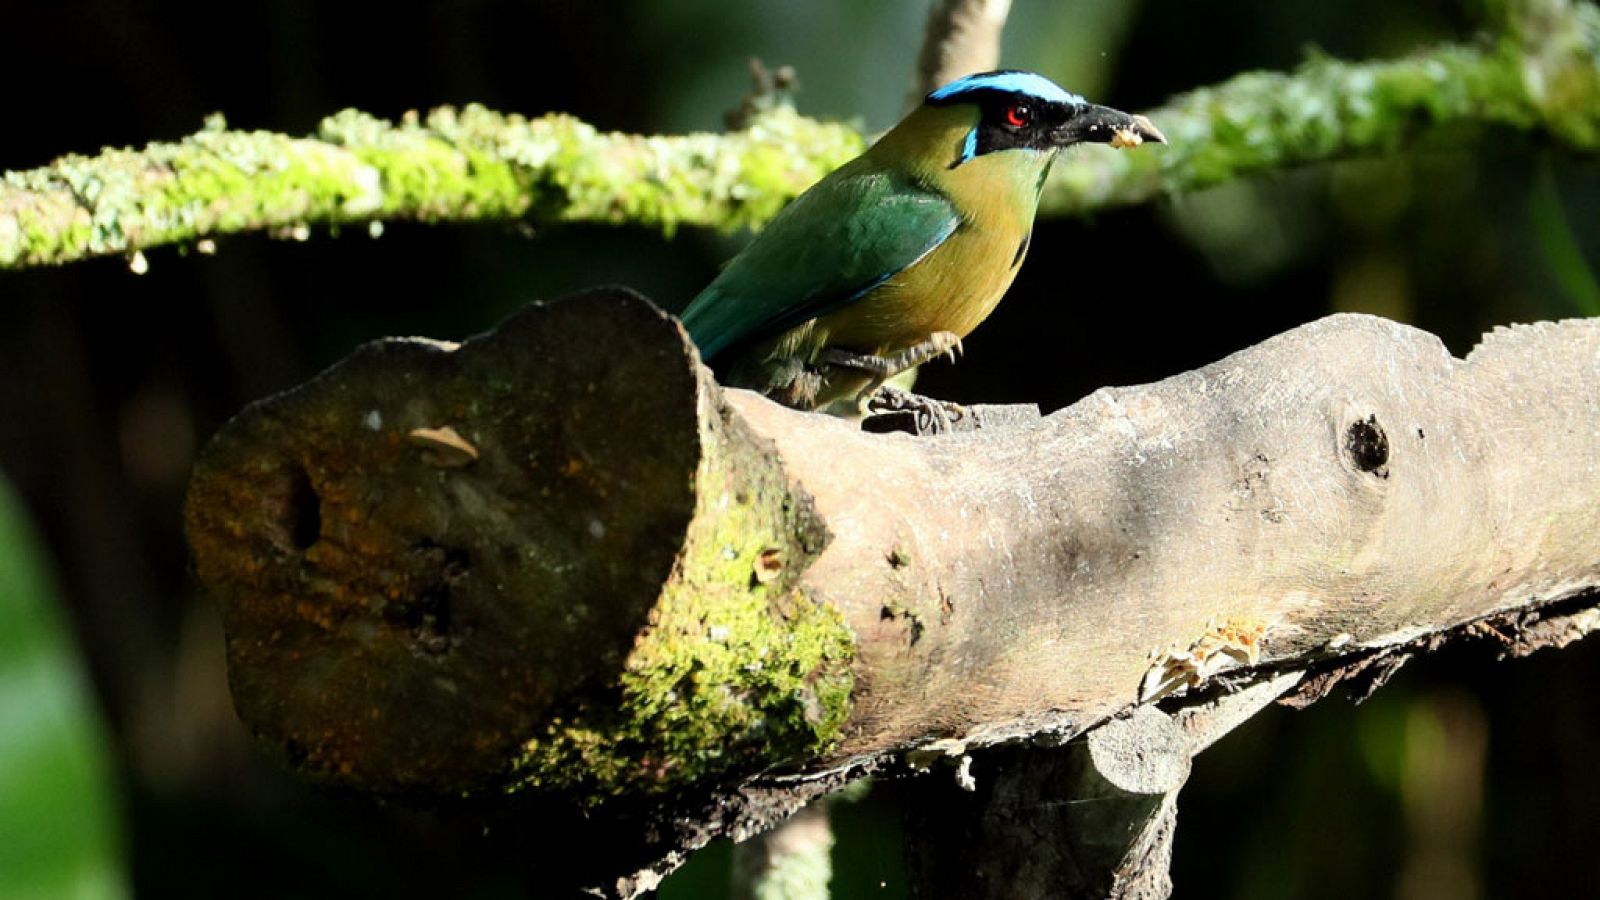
1053, 103, 1167, 148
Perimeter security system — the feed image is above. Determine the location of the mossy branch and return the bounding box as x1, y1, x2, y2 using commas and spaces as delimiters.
4, 1, 1598, 269
1047, 0, 1600, 212
0, 106, 866, 269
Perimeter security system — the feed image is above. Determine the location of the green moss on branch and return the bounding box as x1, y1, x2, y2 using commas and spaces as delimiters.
0, 106, 865, 269
3, 0, 1597, 268
512, 402, 854, 801
1049, 0, 1600, 212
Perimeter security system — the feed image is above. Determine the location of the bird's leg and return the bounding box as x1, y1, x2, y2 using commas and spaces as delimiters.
812, 331, 970, 434
816, 332, 971, 432
818, 331, 964, 384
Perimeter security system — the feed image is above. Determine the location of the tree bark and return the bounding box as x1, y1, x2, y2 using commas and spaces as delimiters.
908, 0, 1012, 107
185, 287, 1600, 895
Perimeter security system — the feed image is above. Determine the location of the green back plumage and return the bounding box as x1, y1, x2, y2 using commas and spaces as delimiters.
679, 72, 1164, 410
680, 159, 958, 360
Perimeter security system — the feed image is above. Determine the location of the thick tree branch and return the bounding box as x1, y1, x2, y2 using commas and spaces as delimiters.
185, 287, 1600, 895
8, 0, 1599, 270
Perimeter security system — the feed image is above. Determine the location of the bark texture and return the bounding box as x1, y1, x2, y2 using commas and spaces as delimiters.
909, 0, 1012, 105
185, 287, 1600, 895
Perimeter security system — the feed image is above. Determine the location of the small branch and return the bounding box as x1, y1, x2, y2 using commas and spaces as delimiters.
901, 706, 1188, 900
908, 0, 1012, 106
7, 0, 1599, 270
900, 676, 1302, 899
730, 802, 834, 900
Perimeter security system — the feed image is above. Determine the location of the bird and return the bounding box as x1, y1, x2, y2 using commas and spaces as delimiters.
679, 70, 1166, 416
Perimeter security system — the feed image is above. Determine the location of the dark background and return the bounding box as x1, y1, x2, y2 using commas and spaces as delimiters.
2, 1, 1599, 897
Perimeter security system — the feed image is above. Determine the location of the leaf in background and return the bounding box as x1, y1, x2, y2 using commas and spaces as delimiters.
0, 475, 129, 900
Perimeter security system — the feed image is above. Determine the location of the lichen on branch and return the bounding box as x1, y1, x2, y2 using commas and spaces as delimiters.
2, 0, 1597, 269
1046, 0, 1600, 213
0, 105, 865, 269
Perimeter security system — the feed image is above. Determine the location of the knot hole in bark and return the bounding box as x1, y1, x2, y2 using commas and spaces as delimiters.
276, 465, 321, 551
1344, 415, 1390, 478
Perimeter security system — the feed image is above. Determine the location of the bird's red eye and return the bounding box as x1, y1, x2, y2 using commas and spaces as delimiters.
1004, 102, 1032, 128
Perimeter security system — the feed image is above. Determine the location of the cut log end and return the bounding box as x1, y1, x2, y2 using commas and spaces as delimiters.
186, 288, 711, 795
186, 287, 858, 808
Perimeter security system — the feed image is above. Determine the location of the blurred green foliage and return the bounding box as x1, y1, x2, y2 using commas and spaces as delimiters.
1530, 160, 1600, 314
0, 475, 127, 900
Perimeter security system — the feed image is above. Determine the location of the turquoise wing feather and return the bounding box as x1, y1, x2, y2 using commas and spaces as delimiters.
681, 163, 959, 359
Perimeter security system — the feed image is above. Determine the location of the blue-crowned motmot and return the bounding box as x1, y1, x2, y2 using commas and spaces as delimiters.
680, 70, 1165, 412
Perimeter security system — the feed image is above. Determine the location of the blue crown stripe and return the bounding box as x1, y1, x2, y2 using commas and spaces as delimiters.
927, 70, 1085, 107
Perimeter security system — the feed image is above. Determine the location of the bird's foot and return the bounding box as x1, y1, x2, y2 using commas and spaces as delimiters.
819, 331, 964, 381
889, 331, 964, 371
861, 385, 970, 435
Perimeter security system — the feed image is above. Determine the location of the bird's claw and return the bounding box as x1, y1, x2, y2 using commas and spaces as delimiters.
884, 331, 962, 372
863, 385, 970, 435
923, 332, 962, 366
